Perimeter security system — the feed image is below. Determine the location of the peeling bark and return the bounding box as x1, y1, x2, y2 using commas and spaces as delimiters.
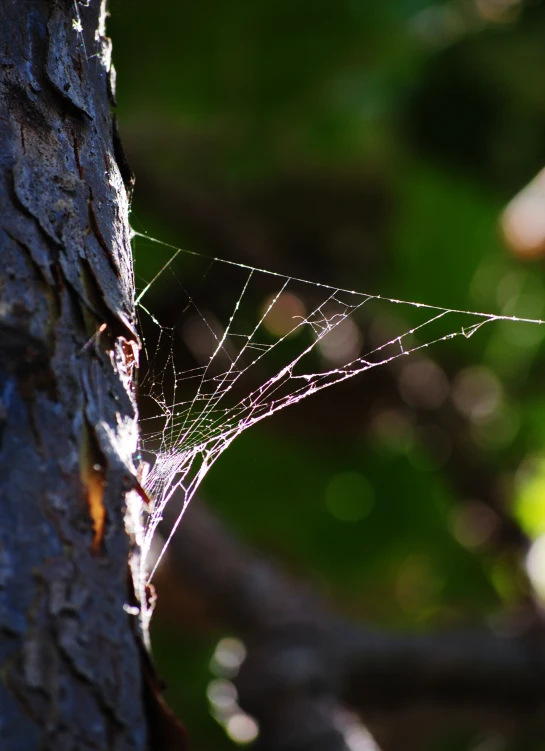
0, 3, 182, 749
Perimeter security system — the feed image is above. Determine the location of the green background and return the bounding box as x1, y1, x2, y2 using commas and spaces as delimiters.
108, 1, 545, 748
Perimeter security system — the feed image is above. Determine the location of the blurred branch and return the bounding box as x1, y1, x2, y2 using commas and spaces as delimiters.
158, 500, 545, 749
158, 504, 381, 750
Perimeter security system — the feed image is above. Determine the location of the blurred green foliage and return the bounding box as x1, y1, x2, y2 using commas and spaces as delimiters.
109, 0, 545, 748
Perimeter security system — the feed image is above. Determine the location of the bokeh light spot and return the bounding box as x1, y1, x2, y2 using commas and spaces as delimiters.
325, 471, 375, 522
501, 168, 545, 258
526, 535, 545, 600
207, 679, 238, 712
226, 713, 260, 745
210, 637, 247, 677
369, 408, 414, 455
398, 359, 449, 410
514, 456, 545, 538
452, 366, 503, 422
261, 291, 306, 338
470, 405, 520, 451
450, 501, 498, 549
395, 555, 444, 614
318, 317, 363, 365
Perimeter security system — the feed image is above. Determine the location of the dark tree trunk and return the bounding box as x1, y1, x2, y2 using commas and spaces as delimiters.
0, 3, 183, 749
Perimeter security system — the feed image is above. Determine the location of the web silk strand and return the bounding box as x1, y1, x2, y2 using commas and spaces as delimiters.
131, 230, 545, 583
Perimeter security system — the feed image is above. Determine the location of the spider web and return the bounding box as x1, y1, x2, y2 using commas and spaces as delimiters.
132, 230, 545, 584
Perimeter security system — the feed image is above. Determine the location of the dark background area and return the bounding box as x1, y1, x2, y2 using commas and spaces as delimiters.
108, 1, 545, 748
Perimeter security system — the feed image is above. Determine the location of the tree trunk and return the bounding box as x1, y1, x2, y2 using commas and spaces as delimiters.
0, 3, 182, 749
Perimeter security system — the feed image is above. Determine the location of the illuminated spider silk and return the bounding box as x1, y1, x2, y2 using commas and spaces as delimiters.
131, 230, 545, 588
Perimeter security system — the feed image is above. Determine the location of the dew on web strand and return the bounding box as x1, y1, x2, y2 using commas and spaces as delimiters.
131, 230, 545, 584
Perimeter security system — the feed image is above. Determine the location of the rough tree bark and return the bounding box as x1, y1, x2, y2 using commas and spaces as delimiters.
0, 3, 184, 749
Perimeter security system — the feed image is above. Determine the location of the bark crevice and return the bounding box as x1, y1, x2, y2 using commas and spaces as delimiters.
0, 2, 169, 748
